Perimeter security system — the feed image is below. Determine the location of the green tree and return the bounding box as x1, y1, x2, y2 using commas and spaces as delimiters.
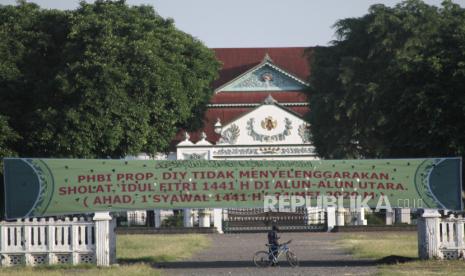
0, 115, 18, 172
0, 0, 219, 158
308, 0, 465, 161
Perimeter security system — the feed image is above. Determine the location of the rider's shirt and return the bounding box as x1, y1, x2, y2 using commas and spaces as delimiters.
267, 230, 279, 245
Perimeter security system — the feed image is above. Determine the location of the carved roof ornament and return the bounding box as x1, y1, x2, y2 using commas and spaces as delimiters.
200, 131, 207, 141
263, 94, 277, 105
262, 53, 273, 63
298, 123, 312, 143
214, 118, 222, 134
218, 124, 240, 145
183, 131, 190, 141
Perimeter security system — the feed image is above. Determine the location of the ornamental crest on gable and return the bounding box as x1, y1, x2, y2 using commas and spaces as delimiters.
246, 117, 292, 142
261, 116, 277, 131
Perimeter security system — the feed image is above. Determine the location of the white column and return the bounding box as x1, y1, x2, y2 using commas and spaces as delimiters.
326, 207, 336, 232
305, 207, 316, 225
213, 208, 223, 233
199, 209, 211, 228
336, 208, 345, 226
71, 217, 79, 265
356, 208, 367, 225
154, 209, 162, 228
386, 210, 394, 225
417, 209, 442, 259
109, 216, 117, 264
395, 208, 411, 224
319, 208, 326, 224
0, 222, 7, 266
456, 216, 465, 253
47, 218, 55, 265
183, 208, 193, 227
93, 212, 113, 266
24, 221, 31, 265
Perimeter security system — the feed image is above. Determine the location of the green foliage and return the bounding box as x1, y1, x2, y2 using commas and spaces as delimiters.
309, 0, 465, 161
161, 214, 184, 227
0, 115, 19, 173
0, 0, 219, 159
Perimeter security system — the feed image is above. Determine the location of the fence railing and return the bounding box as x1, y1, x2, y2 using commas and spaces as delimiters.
0, 213, 115, 266
418, 210, 465, 260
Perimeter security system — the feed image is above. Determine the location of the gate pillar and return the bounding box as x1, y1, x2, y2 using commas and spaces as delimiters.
183, 208, 193, 227
326, 207, 336, 232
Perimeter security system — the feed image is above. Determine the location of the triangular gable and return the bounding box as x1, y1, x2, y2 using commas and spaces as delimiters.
215, 56, 309, 93
217, 97, 311, 145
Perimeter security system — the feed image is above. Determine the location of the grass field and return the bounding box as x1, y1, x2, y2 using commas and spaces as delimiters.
339, 232, 465, 276
338, 232, 418, 259
0, 234, 211, 276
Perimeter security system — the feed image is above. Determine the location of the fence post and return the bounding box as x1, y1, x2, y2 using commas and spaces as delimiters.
418, 209, 442, 259
385, 210, 394, 225
24, 220, 31, 265
71, 217, 79, 265
93, 212, 112, 266
154, 209, 162, 228
456, 215, 465, 259
336, 207, 345, 226
395, 208, 411, 224
199, 209, 211, 228
183, 208, 193, 227
47, 218, 55, 264
326, 207, 336, 232
0, 222, 6, 266
213, 208, 223, 233
109, 217, 116, 264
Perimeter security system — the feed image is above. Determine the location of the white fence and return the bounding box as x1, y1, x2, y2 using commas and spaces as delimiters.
0, 213, 115, 266
418, 210, 465, 260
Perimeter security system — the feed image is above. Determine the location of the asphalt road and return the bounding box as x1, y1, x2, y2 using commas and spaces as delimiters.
160, 232, 377, 276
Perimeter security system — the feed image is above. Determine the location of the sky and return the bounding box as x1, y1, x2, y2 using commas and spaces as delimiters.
0, 0, 460, 47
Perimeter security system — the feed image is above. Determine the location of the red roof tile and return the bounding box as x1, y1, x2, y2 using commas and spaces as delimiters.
212, 47, 312, 89
210, 91, 309, 104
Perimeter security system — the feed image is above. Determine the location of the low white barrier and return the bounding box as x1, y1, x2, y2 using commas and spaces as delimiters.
418, 210, 465, 260
0, 213, 115, 266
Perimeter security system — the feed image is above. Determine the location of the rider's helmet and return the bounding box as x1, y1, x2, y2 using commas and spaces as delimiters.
272, 224, 279, 231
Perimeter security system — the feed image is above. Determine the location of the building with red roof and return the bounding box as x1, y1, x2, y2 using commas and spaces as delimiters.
175, 47, 315, 156
135, 47, 369, 231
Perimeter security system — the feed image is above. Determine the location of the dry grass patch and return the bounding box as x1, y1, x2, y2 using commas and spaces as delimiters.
0, 234, 211, 276
0, 264, 160, 276
339, 232, 418, 259
378, 260, 465, 276
117, 234, 211, 262
339, 232, 465, 276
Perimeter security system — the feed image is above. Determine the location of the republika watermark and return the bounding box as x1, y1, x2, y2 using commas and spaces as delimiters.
263, 195, 395, 212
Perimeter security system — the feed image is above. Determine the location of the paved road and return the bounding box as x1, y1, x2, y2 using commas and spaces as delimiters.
160, 232, 377, 276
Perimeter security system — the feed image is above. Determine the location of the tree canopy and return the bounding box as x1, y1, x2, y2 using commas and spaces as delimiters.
0, 0, 219, 160
308, 0, 465, 161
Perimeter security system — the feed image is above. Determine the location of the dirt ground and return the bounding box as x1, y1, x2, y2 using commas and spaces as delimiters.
159, 232, 377, 276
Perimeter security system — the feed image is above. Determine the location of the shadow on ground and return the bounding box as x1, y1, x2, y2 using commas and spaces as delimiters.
376, 255, 417, 264
119, 258, 378, 269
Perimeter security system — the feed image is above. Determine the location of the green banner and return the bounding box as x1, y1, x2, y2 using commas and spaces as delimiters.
2, 158, 463, 219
